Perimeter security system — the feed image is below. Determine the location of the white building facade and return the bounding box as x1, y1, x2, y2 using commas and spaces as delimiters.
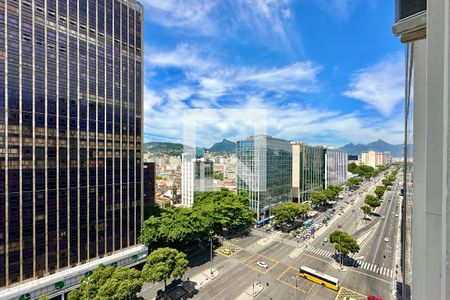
360, 151, 391, 168
181, 153, 214, 207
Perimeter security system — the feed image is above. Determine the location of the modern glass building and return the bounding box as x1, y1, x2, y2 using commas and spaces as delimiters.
324, 148, 348, 188
0, 0, 144, 291
237, 135, 292, 220
291, 142, 325, 202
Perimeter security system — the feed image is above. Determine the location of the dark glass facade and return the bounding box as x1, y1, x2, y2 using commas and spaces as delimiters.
291, 142, 325, 202
237, 135, 292, 220
143, 162, 155, 206
0, 0, 143, 288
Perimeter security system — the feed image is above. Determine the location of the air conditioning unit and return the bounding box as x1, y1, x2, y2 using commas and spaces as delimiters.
393, 0, 427, 42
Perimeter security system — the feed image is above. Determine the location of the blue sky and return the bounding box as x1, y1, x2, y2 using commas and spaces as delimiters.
141, 0, 405, 148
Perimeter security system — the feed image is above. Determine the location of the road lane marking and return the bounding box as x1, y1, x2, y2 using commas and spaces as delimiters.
276, 266, 308, 293
348, 268, 392, 284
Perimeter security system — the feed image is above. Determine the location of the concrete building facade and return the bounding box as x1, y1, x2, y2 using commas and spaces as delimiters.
360, 151, 391, 168
181, 153, 214, 207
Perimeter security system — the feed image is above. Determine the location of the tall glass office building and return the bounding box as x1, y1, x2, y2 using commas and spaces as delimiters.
291, 142, 325, 202
237, 135, 292, 220
0, 0, 143, 289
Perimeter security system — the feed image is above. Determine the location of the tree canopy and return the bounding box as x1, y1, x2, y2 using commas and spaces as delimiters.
360, 205, 372, 216
374, 186, 386, 199
144, 204, 163, 220
310, 185, 343, 206
329, 230, 360, 255
365, 195, 381, 208
140, 207, 211, 249
141, 247, 188, 288
67, 264, 143, 300
272, 201, 309, 225
310, 190, 328, 206
192, 189, 254, 234
347, 177, 363, 187
140, 189, 254, 249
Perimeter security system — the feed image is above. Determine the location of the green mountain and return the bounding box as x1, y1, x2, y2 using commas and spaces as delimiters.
209, 139, 236, 153
339, 139, 412, 157
144, 142, 190, 156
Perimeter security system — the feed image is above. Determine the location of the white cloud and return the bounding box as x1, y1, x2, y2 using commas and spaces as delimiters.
140, 0, 217, 35
142, 0, 298, 52
344, 55, 404, 116
145, 43, 216, 74
143, 84, 404, 147
238, 62, 321, 93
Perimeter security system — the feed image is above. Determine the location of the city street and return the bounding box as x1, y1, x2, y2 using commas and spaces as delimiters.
140, 172, 401, 300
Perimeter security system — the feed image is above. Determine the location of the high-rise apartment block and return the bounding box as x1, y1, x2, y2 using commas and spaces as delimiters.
360, 151, 391, 168
291, 142, 324, 202
0, 0, 145, 297
181, 153, 214, 207
237, 135, 292, 220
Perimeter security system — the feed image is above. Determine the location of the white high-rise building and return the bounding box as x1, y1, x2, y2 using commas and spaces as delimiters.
181, 153, 214, 207
360, 151, 391, 168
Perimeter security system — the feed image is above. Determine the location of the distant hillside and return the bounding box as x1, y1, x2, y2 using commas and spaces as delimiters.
339, 139, 412, 157
209, 139, 236, 153
144, 142, 189, 156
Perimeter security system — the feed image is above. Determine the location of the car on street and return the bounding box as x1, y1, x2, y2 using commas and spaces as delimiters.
257, 260, 268, 269
221, 248, 231, 255
367, 295, 383, 300
323, 237, 328, 242
384, 237, 389, 243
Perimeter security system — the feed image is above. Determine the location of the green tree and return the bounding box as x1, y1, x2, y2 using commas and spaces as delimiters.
67, 264, 143, 300
213, 172, 224, 180
382, 178, 392, 187
347, 177, 363, 187
141, 248, 188, 289
365, 195, 381, 209
144, 204, 163, 220
272, 202, 309, 225
329, 230, 360, 266
193, 189, 254, 234
310, 190, 328, 206
360, 205, 372, 216
140, 207, 211, 249
374, 186, 386, 199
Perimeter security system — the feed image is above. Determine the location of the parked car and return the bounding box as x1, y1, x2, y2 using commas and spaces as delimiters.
367, 295, 383, 300
257, 260, 268, 269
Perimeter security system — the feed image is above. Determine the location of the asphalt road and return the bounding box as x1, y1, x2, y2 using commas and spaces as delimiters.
140, 172, 401, 300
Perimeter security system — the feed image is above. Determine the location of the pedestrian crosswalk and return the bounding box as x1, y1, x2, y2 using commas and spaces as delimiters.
353, 260, 394, 277
252, 230, 303, 248
306, 246, 334, 258
306, 246, 394, 278
251, 230, 395, 278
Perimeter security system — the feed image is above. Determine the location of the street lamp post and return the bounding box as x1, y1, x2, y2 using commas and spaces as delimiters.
210, 230, 214, 276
